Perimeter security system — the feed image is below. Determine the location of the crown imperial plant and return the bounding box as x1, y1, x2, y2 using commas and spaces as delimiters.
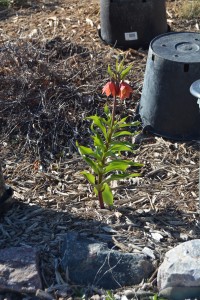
77, 60, 142, 209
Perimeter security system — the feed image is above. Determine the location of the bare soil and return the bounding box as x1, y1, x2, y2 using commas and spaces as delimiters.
0, 0, 199, 299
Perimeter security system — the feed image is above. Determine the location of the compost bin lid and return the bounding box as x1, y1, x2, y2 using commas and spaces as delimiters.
151, 32, 200, 63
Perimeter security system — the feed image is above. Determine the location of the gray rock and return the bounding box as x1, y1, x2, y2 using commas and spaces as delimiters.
61, 232, 154, 289
159, 287, 200, 300
0, 246, 42, 294
158, 239, 200, 299
142, 247, 156, 260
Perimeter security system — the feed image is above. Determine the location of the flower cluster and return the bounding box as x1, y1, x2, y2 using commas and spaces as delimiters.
102, 81, 133, 100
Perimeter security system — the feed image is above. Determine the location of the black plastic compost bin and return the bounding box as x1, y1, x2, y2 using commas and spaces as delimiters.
139, 32, 200, 141
99, 0, 168, 50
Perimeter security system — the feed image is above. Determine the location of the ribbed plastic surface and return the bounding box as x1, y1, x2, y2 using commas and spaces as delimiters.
100, 0, 168, 50
139, 32, 200, 141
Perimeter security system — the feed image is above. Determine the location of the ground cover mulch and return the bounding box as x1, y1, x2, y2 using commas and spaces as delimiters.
0, 0, 199, 299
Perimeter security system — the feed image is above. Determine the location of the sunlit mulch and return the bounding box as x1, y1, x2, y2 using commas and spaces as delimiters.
0, 0, 199, 299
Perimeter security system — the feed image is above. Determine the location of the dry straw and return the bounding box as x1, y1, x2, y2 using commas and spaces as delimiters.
179, 0, 200, 19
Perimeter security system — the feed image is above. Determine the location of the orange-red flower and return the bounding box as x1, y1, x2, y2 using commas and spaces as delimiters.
119, 82, 133, 100
102, 81, 119, 97
102, 81, 133, 100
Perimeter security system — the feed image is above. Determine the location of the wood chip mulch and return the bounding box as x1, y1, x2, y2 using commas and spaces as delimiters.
0, 0, 199, 299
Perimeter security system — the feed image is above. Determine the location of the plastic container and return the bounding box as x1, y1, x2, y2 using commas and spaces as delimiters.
99, 0, 168, 50
139, 32, 200, 141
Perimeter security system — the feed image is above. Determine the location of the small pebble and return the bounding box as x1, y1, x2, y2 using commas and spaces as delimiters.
121, 296, 128, 300
113, 295, 121, 300
90, 295, 101, 300
124, 289, 136, 299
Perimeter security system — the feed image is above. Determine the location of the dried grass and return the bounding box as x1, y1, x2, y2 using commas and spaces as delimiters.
179, 0, 200, 19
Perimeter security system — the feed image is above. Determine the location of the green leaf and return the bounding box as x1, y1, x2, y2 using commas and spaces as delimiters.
114, 159, 143, 167
113, 130, 133, 138
78, 145, 94, 155
78, 145, 99, 158
83, 157, 99, 174
104, 161, 130, 173
103, 172, 141, 184
117, 121, 141, 128
118, 59, 124, 73
115, 59, 119, 73
95, 145, 104, 157
102, 183, 113, 206
87, 115, 106, 132
129, 161, 143, 167
104, 150, 118, 159
110, 140, 135, 148
104, 159, 143, 174
109, 142, 133, 152
104, 104, 110, 116
107, 65, 114, 78
92, 134, 106, 150
120, 64, 133, 80
153, 295, 158, 300
93, 186, 98, 195
110, 145, 132, 152
81, 171, 95, 185
117, 116, 128, 124
105, 290, 115, 300
87, 115, 108, 140
100, 116, 112, 127
90, 123, 103, 138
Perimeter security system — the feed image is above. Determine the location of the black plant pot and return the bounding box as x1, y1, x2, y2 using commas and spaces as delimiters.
99, 0, 168, 50
139, 32, 200, 141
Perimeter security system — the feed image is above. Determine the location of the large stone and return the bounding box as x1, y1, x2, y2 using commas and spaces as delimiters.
61, 231, 154, 289
158, 239, 200, 300
0, 247, 42, 294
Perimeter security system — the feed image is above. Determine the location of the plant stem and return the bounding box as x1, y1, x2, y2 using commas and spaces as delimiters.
98, 172, 105, 209
98, 191, 105, 209
111, 95, 117, 127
